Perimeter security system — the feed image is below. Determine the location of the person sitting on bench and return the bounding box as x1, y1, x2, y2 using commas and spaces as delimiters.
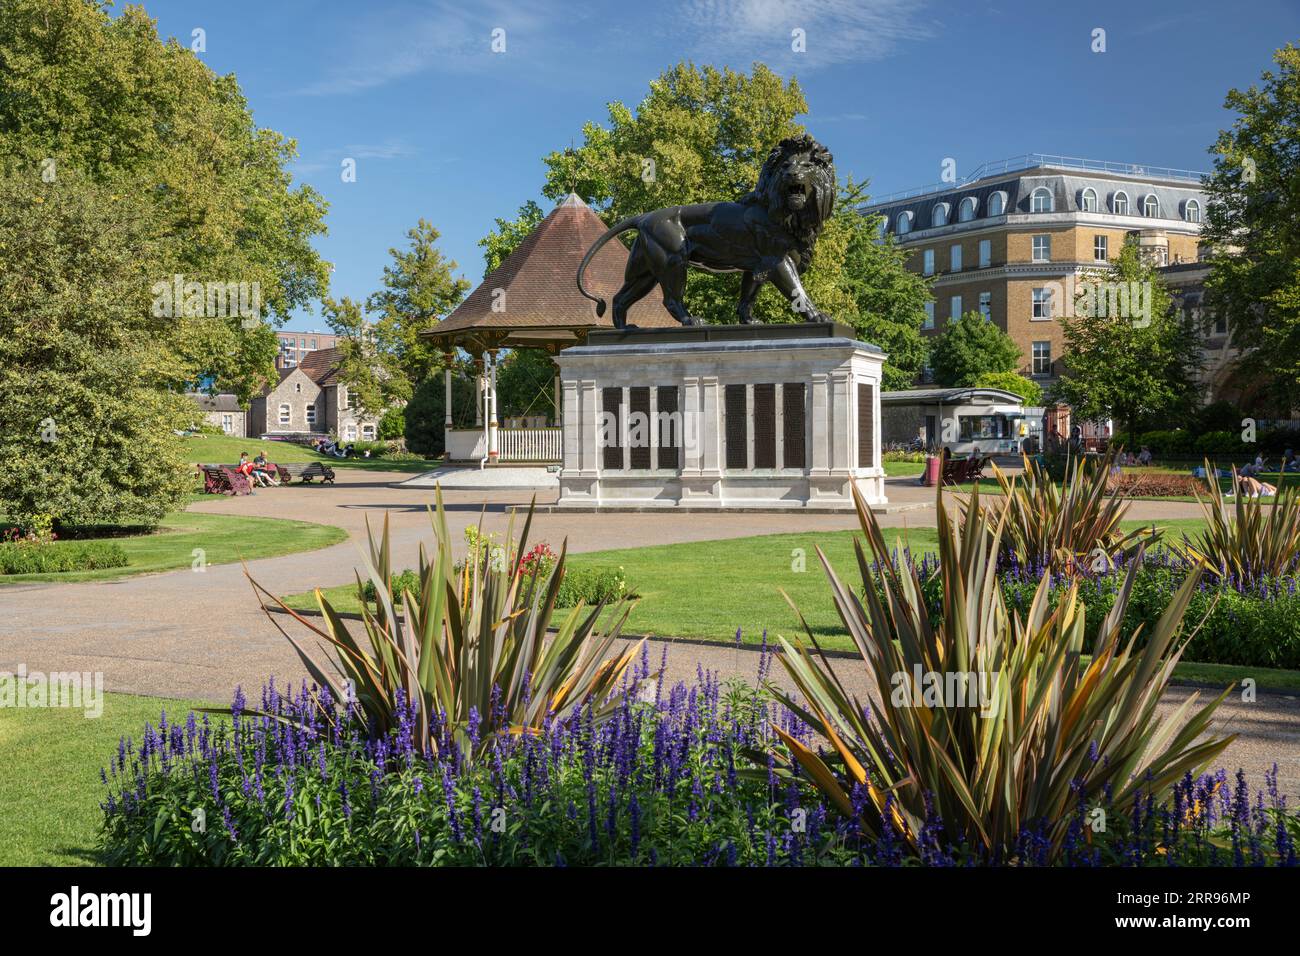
251, 451, 280, 487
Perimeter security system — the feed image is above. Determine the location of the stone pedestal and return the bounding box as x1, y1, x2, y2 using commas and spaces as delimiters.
555, 323, 887, 511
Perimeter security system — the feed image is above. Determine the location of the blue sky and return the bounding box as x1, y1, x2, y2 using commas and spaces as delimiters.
137, 0, 1299, 331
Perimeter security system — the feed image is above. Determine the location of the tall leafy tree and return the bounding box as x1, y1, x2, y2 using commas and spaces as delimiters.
0, 0, 331, 401
363, 219, 471, 392
1053, 240, 1201, 443
929, 312, 1021, 387
1201, 44, 1300, 411
0, 168, 194, 529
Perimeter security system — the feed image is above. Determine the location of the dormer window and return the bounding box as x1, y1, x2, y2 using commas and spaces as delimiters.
1143, 194, 1160, 217
896, 211, 913, 235
958, 197, 977, 222
1080, 188, 1098, 212
1112, 190, 1129, 215
1030, 187, 1053, 213
1184, 199, 1201, 223
931, 203, 950, 228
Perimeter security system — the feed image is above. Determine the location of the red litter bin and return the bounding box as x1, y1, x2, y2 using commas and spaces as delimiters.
922, 454, 941, 486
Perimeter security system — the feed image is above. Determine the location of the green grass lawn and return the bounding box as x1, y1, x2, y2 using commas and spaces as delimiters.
0, 692, 218, 865
282, 518, 1210, 642
182, 434, 435, 473
0, 511, 347, 584
883, 459, 925, 477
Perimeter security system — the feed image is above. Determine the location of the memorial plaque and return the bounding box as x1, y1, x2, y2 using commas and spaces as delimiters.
783, 383, 806, 469
629, 387, 651, 469
857, 382, 875, 469
753, 383, 776, 468
656, 385, 679, 470
602, 387, 623, 471
725, 384, 747, 470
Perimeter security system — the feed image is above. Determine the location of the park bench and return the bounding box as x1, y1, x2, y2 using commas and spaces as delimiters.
940, 455, 987, 486
198, 464, 254, 496
278, 462, 336, 484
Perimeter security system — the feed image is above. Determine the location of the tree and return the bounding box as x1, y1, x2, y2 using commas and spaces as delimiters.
364, 219, 471, 390
403, 369, 477, 457
974, 371, 1043, 406
929, 313, 1021, 387
1201, 44, 1300, 411
478, 201, 544, 276
0, 0, 330, 402
1053, 240, 1201, 443
835, 180, 931, 389
0, 168, 193, 530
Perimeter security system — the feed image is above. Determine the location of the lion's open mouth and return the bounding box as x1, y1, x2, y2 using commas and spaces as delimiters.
786, 182, 808, 207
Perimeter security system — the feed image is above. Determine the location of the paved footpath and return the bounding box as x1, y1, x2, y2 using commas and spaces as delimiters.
3, 469, 1296, 796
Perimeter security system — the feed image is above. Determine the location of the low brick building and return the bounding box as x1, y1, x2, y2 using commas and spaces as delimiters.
247, 347, 381, 440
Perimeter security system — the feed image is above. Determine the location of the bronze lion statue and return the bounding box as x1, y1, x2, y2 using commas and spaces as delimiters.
577, 133, 836, 327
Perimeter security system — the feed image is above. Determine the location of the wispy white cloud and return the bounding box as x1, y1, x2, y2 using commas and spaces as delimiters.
291, 0, 555, 96
677, 0, 933, 69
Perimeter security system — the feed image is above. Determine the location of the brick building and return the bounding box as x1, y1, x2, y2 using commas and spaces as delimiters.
275, 330, 339, 370
864, 154, 1208, 388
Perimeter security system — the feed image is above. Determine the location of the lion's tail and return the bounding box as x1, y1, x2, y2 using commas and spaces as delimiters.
576, 215, 642, 317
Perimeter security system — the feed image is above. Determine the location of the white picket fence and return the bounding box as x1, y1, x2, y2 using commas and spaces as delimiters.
498, 427, 562, 463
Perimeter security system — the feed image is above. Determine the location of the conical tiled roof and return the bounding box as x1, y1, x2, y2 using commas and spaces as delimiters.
425, 194, 677, 349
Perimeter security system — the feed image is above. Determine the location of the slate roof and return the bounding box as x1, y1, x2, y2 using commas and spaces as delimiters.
188, 392, 243, 413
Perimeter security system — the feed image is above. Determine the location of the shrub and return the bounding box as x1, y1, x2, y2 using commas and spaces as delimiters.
0, 539, 128, 574
248, 495, 644, 762
773, 485, 1232, 863
1194, 430, 1244, 456
884, 449, 927, 463
976, 450, 1153, 572
1135, 429, 1194, 456
556, 565, 633, 607
1181, 461, 1300, 587
377, 406, 405, 441
98, 672, 1297, 866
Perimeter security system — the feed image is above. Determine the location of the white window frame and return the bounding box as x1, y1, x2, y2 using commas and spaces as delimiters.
978, 239, 991, 268
344, 424, 358, 441
362, 424, 376, 440
896, 211, 912, 235
978, 292, 992, 321
931, 203, 949, 228
1112, 190, 1129, 215
1143, 194, 1160, 217
1030, 187, 1053, 213
949, 295, 962, 322
1032, 287, 1053, 320
221, 413, 234, 434
1185, 199, 1201, 223
1032, 341, 1052, 376
988, 191, 1006, 217
949, 244, 962, 272
922, 249, 935, 276
1081, 187, 1098, 212
1094, 234, 1108, 262
1031, 235, 1051, 262
278, 403, 291, 426
958, 197, 976, 222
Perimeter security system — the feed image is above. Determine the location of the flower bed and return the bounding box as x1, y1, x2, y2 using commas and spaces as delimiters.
1106, 473, 1208, 497
99, 663, 1298, 867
